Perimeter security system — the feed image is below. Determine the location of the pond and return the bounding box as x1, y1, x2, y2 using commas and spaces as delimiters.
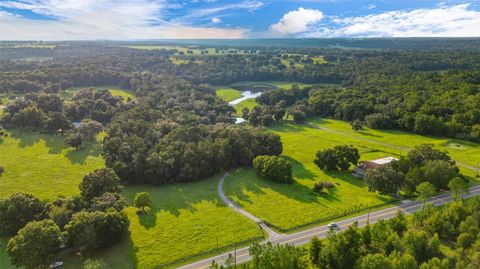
229, 90, 263, 124
228, 91, 262, 105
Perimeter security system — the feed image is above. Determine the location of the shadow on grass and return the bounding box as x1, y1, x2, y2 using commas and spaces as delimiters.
65, 141, 102, 164
137, 210, 157, 230
282, 156, 316, 180
358, 130, 383, 138
7, 128, 70, 154
123, 176, 228, 218
227, 168, 331, 205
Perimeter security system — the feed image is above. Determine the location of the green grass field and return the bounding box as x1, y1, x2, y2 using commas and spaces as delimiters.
223, 122, 394, 231
223, 118, 480, 231
309, 118, 480, 177
0, 129, 261, 268
0, 130, 105, 200
216, 88, 243, 102
122, 177, 262, 269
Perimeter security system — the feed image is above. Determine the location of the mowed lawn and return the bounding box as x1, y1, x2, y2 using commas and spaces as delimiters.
223, 122, 394, 231
0, 130, 105, 200
122, 177, 262, 269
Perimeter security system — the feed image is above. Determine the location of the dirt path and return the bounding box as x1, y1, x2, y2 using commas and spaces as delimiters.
307, 122, 478, 172
218, 173, 284, 239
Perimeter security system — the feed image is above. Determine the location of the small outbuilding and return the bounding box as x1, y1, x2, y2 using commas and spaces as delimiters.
353, 157, 398, 178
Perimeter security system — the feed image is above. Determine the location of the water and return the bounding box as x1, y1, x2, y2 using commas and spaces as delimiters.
228, 91, 262, 105
229, 90, 263, 124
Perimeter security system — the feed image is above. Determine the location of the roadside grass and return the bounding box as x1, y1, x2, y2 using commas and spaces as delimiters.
0, 129, 105, 200
309, 118, 480, 178
216, 88, 243, 102
223, 122, 394, 230
122, 176, 263, 269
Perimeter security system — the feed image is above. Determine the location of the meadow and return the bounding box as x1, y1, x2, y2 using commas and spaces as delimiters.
122, 178, 262, 269
223, 118, 480, 231
0, 130, 105, 200
0, 130, 262, 268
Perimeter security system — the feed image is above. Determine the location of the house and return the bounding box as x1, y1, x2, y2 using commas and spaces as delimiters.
353, 157, 398, 178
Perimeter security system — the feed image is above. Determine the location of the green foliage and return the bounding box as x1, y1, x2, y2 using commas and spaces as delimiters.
312, 181, 334, 193
314, 145, 360, 171
249, 242, 306, 269
351, 119, 363, 131
407, 144, 453, 167
448, 177, 469, 200
416, 182, 436, 207
0, 193, 44, 236
79, 168, 122, 201
7, 219, 62, 269
134, 192, 152, 212
253, 155, 293, 183
64, 210, 129, 256
365, 165, 404, 196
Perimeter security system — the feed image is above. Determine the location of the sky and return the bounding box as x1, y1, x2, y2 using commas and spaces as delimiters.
0, 0, 479, 40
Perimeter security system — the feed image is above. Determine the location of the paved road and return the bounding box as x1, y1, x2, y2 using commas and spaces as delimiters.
307, 122, 478, 172
178, 185, 480, 269
217, 173, 283, 239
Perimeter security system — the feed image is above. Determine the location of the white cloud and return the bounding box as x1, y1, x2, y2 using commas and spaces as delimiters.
0, 0, 247, 40
270, 7, 323, 34
177, 1, 263, 23
306, 4, 480, 37
211, 17, 222, 24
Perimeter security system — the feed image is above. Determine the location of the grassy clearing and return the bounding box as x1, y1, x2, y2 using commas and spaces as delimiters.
108, 88, 136, 101
0, 130, 105, 200
122, 176, 262, 269
223, 122, 394, 230
60, 86, 136, 101
309, 118, 480, 178
234, 99, 257, 116
216, 88, 243, 102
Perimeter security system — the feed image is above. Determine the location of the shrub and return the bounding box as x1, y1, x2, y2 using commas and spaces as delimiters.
253, 155, 293, 183
0, 165, 4, 175
313, 181, 334, 193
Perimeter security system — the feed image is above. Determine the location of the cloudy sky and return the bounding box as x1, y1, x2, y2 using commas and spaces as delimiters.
0, 0, 479, 40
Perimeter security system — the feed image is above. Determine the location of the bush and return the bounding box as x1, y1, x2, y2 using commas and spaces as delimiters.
313, 181, 334, 193
0, 165, 4, 175
253, 155, 293, 183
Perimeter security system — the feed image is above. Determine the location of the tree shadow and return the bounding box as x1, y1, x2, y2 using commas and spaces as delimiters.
137, 210, 157, 230
122, 176, 228, 218
8, 128, 42, 147
358, 130, 383, 138
282, 156, 316, 180
65, 141, 102, 164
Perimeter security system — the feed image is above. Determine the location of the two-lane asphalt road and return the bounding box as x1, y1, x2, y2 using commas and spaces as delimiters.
178, 185, 480, 269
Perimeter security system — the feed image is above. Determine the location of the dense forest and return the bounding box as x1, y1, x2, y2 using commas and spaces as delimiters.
1, 41, 480, 187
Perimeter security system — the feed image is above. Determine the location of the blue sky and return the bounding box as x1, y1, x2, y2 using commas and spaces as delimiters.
1, 0, 479, 40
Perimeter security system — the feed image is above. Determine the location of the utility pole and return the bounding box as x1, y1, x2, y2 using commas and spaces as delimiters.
234, 242, 237, 267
